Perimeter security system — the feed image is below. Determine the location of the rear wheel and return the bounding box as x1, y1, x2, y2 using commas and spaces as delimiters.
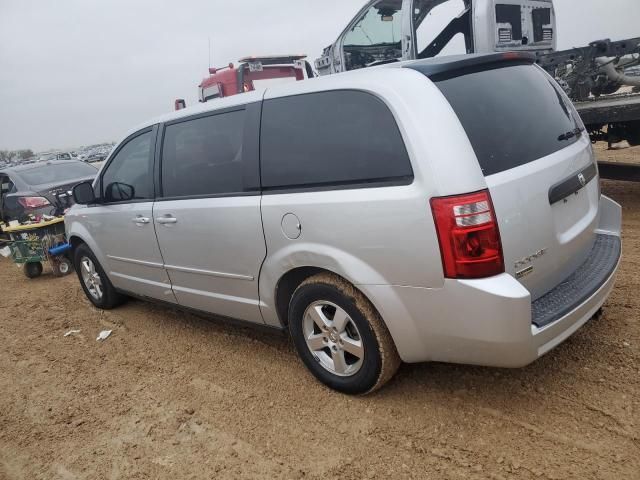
23, 262, 43, 279
288, 273, 400, 395
74, 243, 125, 309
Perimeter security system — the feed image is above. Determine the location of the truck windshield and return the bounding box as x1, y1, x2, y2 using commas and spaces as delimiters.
343, 0, 404, 71
18, 163, 97, 187
433, 64, 581, 176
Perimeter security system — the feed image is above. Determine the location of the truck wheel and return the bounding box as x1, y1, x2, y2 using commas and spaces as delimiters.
24, 262, 43, 279
288, 273, 401, 395
74, 244, 125, 309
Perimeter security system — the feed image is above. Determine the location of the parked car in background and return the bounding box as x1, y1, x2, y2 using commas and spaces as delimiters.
0, 160, 97, 223
85, 154, 107, 164
67, 53, 621, 394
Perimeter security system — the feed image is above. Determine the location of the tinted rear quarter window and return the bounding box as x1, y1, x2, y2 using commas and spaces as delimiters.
433, 64, 580, 176
260, 90, 413, 189
161, 110, 246, 198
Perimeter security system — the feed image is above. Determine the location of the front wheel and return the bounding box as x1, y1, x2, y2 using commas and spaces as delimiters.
288, 273, 400, 395
74, 243, 125, 309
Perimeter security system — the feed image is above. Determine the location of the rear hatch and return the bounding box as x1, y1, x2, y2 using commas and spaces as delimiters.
410, 54, 599, 300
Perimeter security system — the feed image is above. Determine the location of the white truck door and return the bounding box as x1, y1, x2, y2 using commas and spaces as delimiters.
411, 0, 472, 59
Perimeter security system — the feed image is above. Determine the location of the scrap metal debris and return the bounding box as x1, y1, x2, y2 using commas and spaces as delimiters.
96, 330, 112, 342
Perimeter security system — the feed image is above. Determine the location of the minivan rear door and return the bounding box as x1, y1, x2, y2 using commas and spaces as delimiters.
152, 102, 267, 324
414, 55, 598, 300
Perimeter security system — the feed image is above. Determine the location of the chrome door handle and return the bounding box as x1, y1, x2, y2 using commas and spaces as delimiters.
156, 216, 178, 225
132, 216, 150, 225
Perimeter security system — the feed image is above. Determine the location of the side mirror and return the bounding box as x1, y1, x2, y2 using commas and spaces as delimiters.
73, 181, 96, 205
105, 182, 135, 202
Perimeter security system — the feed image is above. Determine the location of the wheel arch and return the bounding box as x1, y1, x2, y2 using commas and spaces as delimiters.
272, 266, 384, 330
65, 222, 110, 272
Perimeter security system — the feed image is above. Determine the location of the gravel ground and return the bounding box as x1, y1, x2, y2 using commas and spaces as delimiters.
1, 151, 639, 479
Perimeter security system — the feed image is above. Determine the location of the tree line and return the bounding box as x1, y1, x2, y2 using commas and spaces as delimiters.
0, 150, 35, 162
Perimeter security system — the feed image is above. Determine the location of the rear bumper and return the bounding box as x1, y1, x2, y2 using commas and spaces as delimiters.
362, 195, 622, 366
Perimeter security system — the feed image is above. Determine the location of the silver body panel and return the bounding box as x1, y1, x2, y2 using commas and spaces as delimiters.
66, 60, 621, 368
70, 202, 176, 303
152, 197, 266, 323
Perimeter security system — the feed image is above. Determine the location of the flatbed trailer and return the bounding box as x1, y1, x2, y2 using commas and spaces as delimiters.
574, 93, 640, 182
575, 93, 640, 144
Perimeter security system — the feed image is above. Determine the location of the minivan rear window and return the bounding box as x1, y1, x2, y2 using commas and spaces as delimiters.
433, 64, 581, 176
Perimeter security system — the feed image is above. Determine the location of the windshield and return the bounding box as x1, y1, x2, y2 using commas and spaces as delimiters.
343, 0, 404, 71
18, 162, 97, 187
433, 64, 581, 176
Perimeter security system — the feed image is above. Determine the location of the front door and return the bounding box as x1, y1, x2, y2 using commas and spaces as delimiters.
88, 127, 176, 303
153, 105, 266, 323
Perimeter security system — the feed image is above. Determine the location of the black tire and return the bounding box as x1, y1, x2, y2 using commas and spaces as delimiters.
51, 257, 73, 277
288, 273, 401, 395
73, 243, 125, 309
627, 121, 640, 147
23, 262, 43, 279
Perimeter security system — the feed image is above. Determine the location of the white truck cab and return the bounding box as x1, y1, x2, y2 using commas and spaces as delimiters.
315, 0, 556, 75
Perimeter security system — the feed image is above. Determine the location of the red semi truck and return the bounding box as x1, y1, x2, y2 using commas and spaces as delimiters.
175, 55, 314, 110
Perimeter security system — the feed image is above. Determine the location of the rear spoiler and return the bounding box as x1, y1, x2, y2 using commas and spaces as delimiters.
405, 52, 537, 81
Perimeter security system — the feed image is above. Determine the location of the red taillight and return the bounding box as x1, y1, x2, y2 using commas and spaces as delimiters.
430, 190, 504, 279
17, 196, 51, 209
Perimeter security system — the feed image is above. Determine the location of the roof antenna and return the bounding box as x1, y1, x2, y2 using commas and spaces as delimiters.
208, 37, 212, 70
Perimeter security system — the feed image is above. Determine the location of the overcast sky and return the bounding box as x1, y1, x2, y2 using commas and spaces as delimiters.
0, 0, 638, 152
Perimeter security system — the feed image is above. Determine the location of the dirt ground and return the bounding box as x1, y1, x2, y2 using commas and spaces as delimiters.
594, 142, 640, 164
1, 149, 639, 480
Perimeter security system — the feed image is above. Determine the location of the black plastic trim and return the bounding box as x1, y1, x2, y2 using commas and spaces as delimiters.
548, 163, 597, 205
405, 52, 536, 81
260, 176, 414, 195
531, 234, 621, 329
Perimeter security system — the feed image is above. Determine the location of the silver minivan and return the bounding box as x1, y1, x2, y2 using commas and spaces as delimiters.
67, 53, 622, 394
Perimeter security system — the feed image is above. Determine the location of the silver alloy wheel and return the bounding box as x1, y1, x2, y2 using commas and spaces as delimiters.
302, 301, 364, 377
80, 256, 103, 301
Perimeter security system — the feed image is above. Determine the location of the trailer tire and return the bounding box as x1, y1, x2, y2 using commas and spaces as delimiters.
627, 121, 640, 146
52, 258, 73, 277
24, 262, 43, 279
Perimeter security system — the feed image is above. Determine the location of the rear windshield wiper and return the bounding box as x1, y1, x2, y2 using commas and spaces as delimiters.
558, 127, 584, 141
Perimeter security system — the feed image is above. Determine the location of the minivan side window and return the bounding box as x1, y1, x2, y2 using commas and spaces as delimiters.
260, 90, 413, 190
101, 131, 152, 203
161, 110, 245, 198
